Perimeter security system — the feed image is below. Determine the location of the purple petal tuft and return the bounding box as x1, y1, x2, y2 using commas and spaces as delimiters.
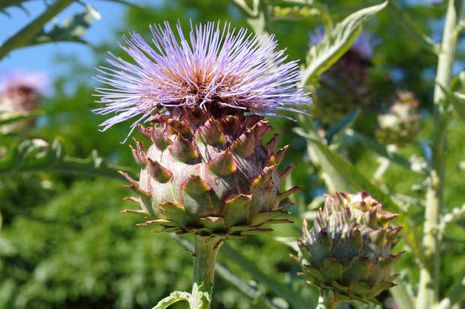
94, 21, 311, 137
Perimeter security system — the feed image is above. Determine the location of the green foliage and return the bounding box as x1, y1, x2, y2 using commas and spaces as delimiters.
2, 0, 465, 308
0, 180, 193, 308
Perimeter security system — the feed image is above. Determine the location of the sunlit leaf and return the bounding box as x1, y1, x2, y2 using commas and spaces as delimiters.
301, 1, 387, 84
30, 4, 100, 46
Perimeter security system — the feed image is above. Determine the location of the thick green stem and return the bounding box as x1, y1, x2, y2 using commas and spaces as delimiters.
418, 0, 463, 307
0, 0, 74, 60
193, 236, 223, 308
316, 290, 339, 309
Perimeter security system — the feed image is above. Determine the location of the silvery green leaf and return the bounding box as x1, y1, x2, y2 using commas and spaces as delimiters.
152, 290, 191, 309
30, 4, 100, 46
301, 1, 387, 84
0, 138, 129, 180
152, 284, 210, 309
0, 0, 74, 60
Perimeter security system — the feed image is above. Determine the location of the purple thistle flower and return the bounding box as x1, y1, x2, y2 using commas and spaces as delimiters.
94, 21, 310, 138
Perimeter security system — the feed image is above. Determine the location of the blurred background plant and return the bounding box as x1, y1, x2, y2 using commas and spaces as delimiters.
1, 0, 465, 308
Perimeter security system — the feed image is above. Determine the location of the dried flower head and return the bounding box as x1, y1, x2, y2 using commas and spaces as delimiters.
94, 21, 310, 137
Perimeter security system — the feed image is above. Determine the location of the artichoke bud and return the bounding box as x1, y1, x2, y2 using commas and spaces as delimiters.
122, 111, 297, 237
298, 192, 402, 303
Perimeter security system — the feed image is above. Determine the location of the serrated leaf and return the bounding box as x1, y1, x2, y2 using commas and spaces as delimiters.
152, 290, 191, 309
0, 138, 130, 180
301, 1, 387, 84
0, 0, 74, 60
152, 283, 210, 309
30, 5, 98, 46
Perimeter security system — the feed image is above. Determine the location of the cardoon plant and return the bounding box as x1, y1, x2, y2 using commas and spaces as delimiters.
94, 21, 310, 306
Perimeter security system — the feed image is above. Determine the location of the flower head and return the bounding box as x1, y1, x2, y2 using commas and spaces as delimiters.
94, 21, 310, 137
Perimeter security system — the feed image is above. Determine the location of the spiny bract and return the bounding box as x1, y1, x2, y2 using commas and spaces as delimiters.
298, 192, 402, 303
120, 110, 299, 237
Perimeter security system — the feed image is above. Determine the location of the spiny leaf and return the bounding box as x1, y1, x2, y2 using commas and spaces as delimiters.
0, 138, 130, 180
301, 1, 387, 84
0, 0, 74, 60
29, 4, 100, 46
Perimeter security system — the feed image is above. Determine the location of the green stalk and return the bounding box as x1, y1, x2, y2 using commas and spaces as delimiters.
193, 236, 223, 309
417, 0, 463, 307
0, 0, 74, 60
316, 290, 339, 309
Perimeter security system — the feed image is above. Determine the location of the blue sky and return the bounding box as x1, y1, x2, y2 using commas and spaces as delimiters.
0, 1, 157, 79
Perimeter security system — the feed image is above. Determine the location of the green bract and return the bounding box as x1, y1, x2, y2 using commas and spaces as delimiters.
298, 192, 402, 303
120, 111, 298, 237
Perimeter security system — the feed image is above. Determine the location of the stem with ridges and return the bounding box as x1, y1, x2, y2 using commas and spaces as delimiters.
316, 290, 339, 309
418, 0, 463, 307
193, 236, 223, 309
